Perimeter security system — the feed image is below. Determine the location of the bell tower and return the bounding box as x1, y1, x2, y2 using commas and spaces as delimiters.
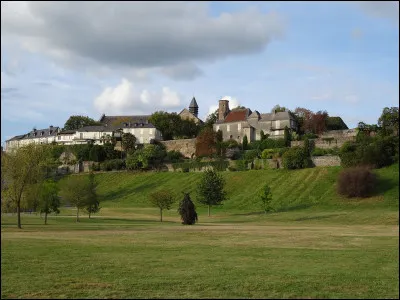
218, 99, 230, 121
189, 97, 199, 117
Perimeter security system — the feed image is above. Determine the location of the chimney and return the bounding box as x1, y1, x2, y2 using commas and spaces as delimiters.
218, 99, 230, 121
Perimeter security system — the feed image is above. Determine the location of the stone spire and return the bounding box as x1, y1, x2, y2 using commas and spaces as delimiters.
189, 97, 199, 117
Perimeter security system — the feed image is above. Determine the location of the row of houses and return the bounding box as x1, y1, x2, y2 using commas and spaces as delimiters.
5, 97, 300, 152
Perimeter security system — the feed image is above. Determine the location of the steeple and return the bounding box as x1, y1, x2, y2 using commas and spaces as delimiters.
189, 97, 199, 117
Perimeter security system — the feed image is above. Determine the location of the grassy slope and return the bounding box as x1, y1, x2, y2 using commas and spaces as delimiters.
76, 163, 399, 220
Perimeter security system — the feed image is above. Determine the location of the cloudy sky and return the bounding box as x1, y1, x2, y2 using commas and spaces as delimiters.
1, 1, 399, 145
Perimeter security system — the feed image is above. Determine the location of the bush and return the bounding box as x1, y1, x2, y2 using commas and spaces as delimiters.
301, 133, 318, 140
244, 149, 259, 160
166, 150, 184, 163
311, 147, 326, 156
282, 147, 309, 169
337, 167, 377, 198
261, 149, 275, 159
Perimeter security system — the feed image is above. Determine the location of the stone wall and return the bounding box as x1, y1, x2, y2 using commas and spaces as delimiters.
160, 138, 197, 158
291, 129, 357, 149
311, 155, 341, 167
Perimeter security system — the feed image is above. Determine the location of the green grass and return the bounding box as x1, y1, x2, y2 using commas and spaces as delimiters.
1, 164, 399, 299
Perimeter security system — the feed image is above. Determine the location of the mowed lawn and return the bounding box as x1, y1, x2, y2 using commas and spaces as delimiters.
1, 208, 398, 299
2, 164, 399, 299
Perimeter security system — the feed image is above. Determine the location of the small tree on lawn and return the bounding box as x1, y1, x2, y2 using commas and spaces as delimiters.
197, 169, 227, 217
38, 179, 61, 225
242, 135, 248, 150
178, 193, 198, 225
259, 184, 273, 214
59, 175, 89, 222
149, 189, 175, 222
85, 172, 100, 219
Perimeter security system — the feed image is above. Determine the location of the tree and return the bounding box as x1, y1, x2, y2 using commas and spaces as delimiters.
378, 107, 399, 136
38, 179, 60, 225
215, 130, 224, 157
85, 172, 100, 219
89, 145, 106, 162
195, 127, 216, 157
242, 135, 248, 150
260, 130, 267, 141
197, 169, 227, 216
59, 175, 89, 222
63, 115, 101, 131
271, 105, 288, 113
121, 132, 137, 154
1, 144, 50, 228
149, 111, 182, 140
204, 109, 218, 128
259, 184, 273, 214
283, 126, 291, 147
178, 193, 198, 225
149, 189, 174, 222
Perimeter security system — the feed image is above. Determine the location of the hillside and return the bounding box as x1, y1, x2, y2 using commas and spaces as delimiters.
65, 164, 399, 216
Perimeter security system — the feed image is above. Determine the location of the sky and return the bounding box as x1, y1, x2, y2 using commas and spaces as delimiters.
1, 1, 399, 146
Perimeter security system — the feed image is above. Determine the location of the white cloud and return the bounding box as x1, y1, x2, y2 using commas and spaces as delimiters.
94, 78, 182, 115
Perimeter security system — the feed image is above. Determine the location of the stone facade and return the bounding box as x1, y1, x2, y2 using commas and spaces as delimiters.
161, 138, 196, 158
178, 108, 203, 124
311, 155, 341, 167
213, 99, 297, 143
291, 130, 356, 149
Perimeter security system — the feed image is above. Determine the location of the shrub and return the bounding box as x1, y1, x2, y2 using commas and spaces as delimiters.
234, 159, 248, 171
244, 149, 259, 160
261, 149, 275, 159
166, 150, 184, 163
282, 147, 309, 169
337, 167, 377, 198
301, 133, 318, 140
311, 147, 326, 156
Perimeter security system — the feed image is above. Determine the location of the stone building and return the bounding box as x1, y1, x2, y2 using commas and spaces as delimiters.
178, 97, 203, 124
213, 99, 297, 143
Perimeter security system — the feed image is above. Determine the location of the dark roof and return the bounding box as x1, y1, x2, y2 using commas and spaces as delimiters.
58, 130, 76, 135
260, 111, 294, 121
189, 97, 198, 108
99, 115, 152, 126
223, 108, 252, 123
7, 127, 60, 141
77, 126, 113, 132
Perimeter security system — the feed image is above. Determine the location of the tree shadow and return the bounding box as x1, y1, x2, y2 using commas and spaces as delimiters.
274, 203, 313, 213
371, 176, 398, 197
295, 214, 341, 221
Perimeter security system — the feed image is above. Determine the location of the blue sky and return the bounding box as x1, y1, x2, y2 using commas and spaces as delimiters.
1, 1, 399, 146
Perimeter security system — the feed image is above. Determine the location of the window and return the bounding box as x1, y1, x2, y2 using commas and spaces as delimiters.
230, 135, 233, 139
216, 126, 219, 131
58, 136, 61, 140
227, 125, 230, 132
238, 123, 241, 130
80, 133, 83, 139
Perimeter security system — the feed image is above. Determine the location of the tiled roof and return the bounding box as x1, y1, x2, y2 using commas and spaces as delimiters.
58, 130, 76, 135
223, 109, 252, 123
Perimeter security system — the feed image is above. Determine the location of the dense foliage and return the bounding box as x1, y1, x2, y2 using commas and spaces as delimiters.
337, 167, 377, 198
63, 115, 101, 131
282, 146, 310, 170
195, 127, 216, 158
126, 144, 167, 171
149, 111, 200, 140
178, 193, 198, 225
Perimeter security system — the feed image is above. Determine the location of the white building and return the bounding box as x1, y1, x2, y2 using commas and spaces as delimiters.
5, 126, 60, 153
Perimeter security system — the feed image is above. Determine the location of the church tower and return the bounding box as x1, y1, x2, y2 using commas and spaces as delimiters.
189, 97, 199, 117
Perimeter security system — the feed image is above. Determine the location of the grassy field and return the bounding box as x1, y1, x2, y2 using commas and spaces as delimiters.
1, 164, 399, 299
